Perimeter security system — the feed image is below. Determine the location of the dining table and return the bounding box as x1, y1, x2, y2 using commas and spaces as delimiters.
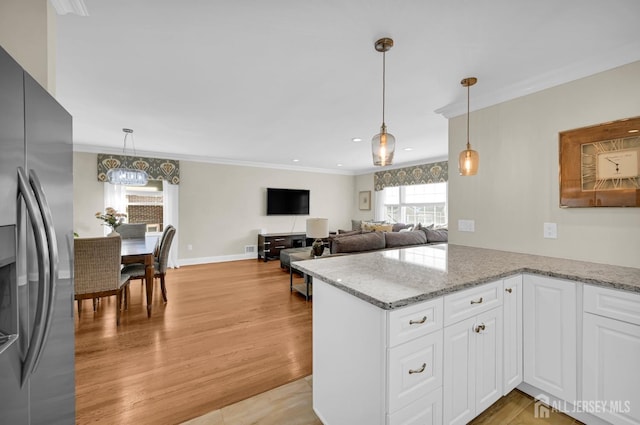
121, 235, 158, 317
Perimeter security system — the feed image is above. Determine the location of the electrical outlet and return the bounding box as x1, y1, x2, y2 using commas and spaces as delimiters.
543, 222, 557, 239
187, 244, 193, 251
458, 219, 475, 232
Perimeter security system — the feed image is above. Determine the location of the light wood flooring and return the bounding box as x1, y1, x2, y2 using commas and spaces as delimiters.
75, 260, 313, 425
76, 259, 581, 425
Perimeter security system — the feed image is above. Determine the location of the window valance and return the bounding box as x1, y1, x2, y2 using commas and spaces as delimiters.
374, 161, 448, 191
97, 154, 180, 185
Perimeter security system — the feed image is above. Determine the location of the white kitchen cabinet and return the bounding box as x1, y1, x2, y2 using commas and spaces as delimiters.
443, 281, 503, 425
313, 279, 443, 425
502, 275, 523, 395
387, 388, 442, 425
583, 285, 640, 425
523, 274, 577, 402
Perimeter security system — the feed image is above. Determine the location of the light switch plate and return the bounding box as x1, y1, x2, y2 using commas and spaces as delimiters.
543, 222, 557, 239
458, 219, 475, 232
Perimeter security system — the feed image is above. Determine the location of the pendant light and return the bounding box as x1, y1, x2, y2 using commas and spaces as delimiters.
371, 37, 396, 166
458, 77, 479, 176
106, 128, 149, 186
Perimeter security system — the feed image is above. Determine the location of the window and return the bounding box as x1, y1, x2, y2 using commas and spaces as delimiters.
124, 180, 164, 232
380, 182, 447, 226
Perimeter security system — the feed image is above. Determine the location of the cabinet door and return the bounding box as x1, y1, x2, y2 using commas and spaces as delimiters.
523, 275, 576, 402
443, 316, 475, 425
503, 275, 523, 394
387, 388, 442, 425
583, 313, 640, 425
474, 307, 503, 414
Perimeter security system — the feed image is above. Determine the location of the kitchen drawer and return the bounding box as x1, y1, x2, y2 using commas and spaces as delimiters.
388, 329, 443, 413
443, 280, 503, 326
388, 297, 443, 347
584, 284, 640, 326
387, 387, 442, 425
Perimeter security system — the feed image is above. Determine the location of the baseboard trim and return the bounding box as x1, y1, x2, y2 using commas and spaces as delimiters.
178, 253, 257, 267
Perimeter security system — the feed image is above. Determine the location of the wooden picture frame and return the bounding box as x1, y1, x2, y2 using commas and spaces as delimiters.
559, 116, 640, 208
359, 191, 371, 210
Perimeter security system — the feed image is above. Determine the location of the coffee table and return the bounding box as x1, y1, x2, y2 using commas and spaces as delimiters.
289, 248, 329, 300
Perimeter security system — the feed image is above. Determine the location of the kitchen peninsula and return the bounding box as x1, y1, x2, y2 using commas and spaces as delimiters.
297, 244, 640, 425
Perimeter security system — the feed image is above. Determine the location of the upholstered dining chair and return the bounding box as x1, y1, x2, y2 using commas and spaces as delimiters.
117, 223, 147, 239
122, 226, 176, 303
74, 236, 131, 325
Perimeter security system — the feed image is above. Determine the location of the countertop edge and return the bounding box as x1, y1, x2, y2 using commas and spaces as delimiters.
301, 264, 640, 311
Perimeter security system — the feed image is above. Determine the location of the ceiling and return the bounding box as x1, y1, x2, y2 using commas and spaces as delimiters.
55, 0, 640, 174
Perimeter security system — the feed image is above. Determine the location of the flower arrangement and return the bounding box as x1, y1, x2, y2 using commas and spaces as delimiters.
95, 207, 127, 231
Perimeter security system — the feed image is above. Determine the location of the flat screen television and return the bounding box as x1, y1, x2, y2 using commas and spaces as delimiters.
266, 188, 310, 215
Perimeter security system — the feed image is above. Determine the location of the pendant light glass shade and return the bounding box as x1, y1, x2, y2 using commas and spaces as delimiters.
372, 37, 396, 167
458, 77, 479, 176
458, 146, 479, 176
372, 124, 396, 166
107, 128, 149, 186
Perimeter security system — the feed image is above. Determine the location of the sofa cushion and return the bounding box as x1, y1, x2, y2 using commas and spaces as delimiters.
337, 229, 361, 236
332, 231, 386, 254
425, 228, 448, 243
385, 229, 427, 248
392, 223, 413, 232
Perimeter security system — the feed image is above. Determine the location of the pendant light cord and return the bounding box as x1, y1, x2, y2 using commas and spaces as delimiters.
382, 50, 386, 127
466, 84, 470, 150
122, 129, 138, 158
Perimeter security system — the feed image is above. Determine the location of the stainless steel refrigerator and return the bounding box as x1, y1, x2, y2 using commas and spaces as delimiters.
0, 46, 75, 423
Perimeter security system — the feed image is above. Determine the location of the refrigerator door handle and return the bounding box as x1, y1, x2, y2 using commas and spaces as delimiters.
16, 167, 50, 387
28, 169, 59, 373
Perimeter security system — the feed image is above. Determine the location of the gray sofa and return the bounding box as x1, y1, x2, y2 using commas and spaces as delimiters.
329, 225, 447, 254
280, 224, 447, 269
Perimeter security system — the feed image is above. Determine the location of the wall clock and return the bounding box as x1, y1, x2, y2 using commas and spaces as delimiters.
560, 116, 640, 207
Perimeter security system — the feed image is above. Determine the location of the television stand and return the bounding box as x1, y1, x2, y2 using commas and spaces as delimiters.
257, 232, 306, 262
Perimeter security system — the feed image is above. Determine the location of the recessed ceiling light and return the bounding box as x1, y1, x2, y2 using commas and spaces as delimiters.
403, 147, 413, 151
352, 138, 362, 142
292, 159, 299, 162
337, 163, 343, 167
629, 129, 639, 133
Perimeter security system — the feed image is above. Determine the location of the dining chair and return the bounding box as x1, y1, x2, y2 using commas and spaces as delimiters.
74, 236, 131, 325
117, 223, 147, 239
122, 226, 176, 303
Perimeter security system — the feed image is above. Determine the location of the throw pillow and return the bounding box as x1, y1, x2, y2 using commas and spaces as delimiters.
372, 224, 393, 232
351, 220, 362, 231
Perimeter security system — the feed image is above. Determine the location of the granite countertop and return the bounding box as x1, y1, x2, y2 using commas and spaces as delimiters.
295, 244, 640, 310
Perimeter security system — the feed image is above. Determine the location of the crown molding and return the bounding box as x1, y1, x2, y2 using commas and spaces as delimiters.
49, 0, 89, 16
73, 143, 358, 176
436, 44, 640, 119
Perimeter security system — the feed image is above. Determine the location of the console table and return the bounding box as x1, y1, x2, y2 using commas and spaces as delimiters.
257, 232, 306, 262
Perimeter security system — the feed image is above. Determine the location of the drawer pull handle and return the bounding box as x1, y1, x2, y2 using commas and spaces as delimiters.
275, 246, 286, 249
474, 323, 486, 333
505, 288, 512, 293
408, 363, 427, 374
409, 316, 427, 325
470, 297, 483, 304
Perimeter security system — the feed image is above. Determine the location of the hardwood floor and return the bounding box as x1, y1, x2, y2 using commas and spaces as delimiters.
75, 260, 312, 425
76, 259, 582, 425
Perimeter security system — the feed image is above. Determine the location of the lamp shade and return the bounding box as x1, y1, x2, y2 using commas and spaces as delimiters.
306, 218, 329, 239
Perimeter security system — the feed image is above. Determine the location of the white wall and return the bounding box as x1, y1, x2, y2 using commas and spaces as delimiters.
0, 0, 56, 93
448, 61, 640, 268
73, 152, 357, 263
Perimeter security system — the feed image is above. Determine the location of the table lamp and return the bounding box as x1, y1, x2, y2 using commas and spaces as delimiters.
306, 218, 328, 257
